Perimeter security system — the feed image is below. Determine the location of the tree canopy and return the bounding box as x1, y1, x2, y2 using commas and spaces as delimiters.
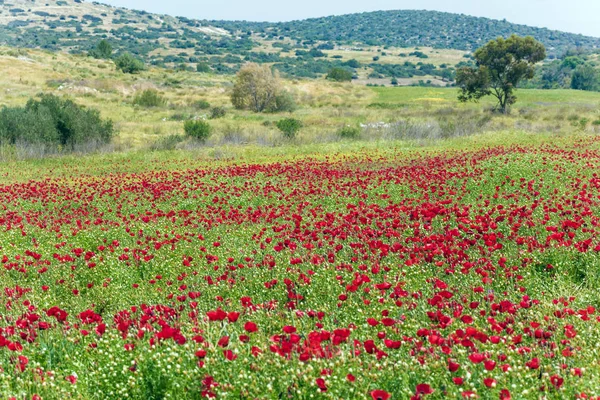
457, 35, 546, 113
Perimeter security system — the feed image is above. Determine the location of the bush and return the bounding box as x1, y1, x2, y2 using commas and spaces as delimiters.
326, 68, 353, 82
115, 53, 145, 74
184, 120, 211, 142
193, 100, 211, 110
196, 62, 211, 73
210, 107, 226, 119
276, 118, 302, 139
266, 91, 297, 113
133, 89, 166, 108
90, 39, 112, 59
338, 126, 361, 139
0, 94, 115, 150
231, 63, 281, 112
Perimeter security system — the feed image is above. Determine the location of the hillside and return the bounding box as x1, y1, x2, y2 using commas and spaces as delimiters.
224, 10, 600, 56
2, 1, 599, 63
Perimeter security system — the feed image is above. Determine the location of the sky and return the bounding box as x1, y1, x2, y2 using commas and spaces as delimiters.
98, 0, 600, 37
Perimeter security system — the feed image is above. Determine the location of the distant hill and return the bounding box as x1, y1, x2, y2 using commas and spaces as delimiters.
0, 0, 599, 83
222, 10, 600, 57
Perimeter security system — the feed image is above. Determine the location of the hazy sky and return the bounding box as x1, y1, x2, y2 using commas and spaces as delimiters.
98, 0, 600, 37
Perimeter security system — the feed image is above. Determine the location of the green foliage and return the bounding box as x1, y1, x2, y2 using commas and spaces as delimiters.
209, 107, 226, 119
183, 120, 211, 141
0, 94, 115, 149
571, 65, 598, 91
114, 52, 145, 74
326, 67, 353, 82
193, 100, 211, 110
276, 118, 302, 139
337, 125, 361, 139
89, 39, 112, 59
132, 89, 166, 108
196, 62, 211, 73
266, 91, 297, 113
457, 35, 546, 113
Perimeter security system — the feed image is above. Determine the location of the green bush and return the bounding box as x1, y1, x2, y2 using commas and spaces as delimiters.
210, 107, 226, 119
0, 94, 115, 150
196, 62, 211, 73
183, 120, 211, 142
326, 68, 353, 82
193, 100, 211, 110
115, 53, 145, 74
266, 91, 297, 113
276, 118, 302, 139
133, 89, 166, 108
90, 39, 112, 59
338, 126, 361, 139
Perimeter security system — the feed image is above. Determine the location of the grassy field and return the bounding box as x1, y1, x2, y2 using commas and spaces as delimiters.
3, 46, 600, 156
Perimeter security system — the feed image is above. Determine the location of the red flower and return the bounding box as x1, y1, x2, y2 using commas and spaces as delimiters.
371, 390, 391, 400
223, 350, 237, 361
244, 321, 258, 333
550, 375, 564, 389
316, 378, 327, 392
416, 383, 433, 395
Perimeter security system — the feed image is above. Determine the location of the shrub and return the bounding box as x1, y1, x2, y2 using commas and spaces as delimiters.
184, 120, 211, 142
326, 68, 353, 82
276, 118, 302, 139
266, 91, 297, 113
338, 126, 361, 139
115, 53, 145, 74
210, 107, 226, 119
196, 62, 211, 73
133, 89, 166, 108
231, 63, 281, 112
0, 94, 115, 150
90, 39, 112, 59
193, 100, 211, 110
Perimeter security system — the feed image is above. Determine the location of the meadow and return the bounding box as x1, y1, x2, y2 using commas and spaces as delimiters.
3, 45, 600, 400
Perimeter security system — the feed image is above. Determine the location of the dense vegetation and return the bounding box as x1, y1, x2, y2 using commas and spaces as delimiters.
0, 94, 115, 151
209, 10, 600, 57
2, 0, 600, 83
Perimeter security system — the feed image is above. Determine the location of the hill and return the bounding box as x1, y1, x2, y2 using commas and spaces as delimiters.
222, 10, 600, 57
1, 1, 600, 87
1, 1, 599, 63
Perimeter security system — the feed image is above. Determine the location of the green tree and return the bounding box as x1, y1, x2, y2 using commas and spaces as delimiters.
114, 53, 145, 74
231, 63, 281, 113
571, 65, 598, 91
90, 39, 113, 59
456, 35, 546, 113
326, 68, 353, 82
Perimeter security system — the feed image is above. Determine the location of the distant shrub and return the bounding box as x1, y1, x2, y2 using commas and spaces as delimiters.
338, 126, 361, 139
184, 120, 211, 142
326, 68, 353, 82
409, 51, 429, 59
90, 39, 112, 59
133, 89, 166, 108
196, 62, 211, 73
0, 94, 115, 150
193, 100, 211, 110
115, 53, 145, 74
276, 118, 302, 139
210, 107, 226, 119
266, 91, 297, 113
